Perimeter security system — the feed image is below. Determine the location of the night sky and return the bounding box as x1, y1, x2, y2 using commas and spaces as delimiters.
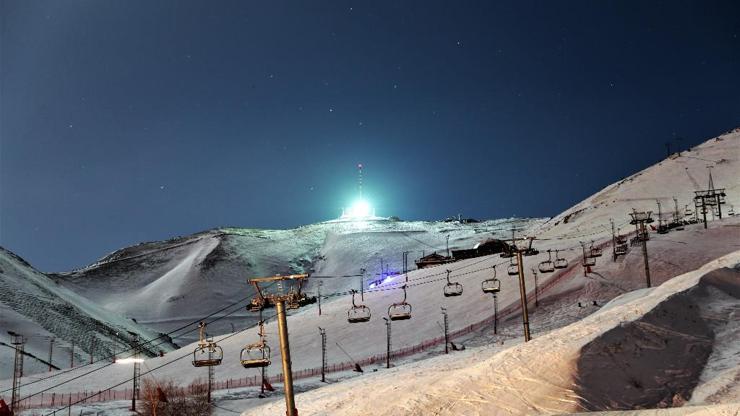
1, 1, 739, 271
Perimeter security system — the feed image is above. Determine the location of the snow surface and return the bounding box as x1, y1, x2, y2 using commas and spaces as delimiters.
241, 252, 740, 416
51, 217, 541, 345
0, 248, 176, 380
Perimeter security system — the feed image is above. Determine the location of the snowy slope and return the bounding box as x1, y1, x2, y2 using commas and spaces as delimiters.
4, 215, 739, 400
0, 247, 177, 379
534, 127, 740, 242
51, 218, 540, 344
242, 252, 740, 416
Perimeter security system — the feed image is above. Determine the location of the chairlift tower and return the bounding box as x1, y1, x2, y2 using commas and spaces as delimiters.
504, 231, 531, 342
694, 167, 726, 229
248, 274, 308, 416
9, 331, 24, 414
629, 210, 654, 288
531, 268, 539, 307
318, 328, 327, 382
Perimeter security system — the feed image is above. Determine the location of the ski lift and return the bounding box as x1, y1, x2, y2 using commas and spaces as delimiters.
388, 285, 412, 321
582, 255, 596, 267
614, 242, 628, 256
443, 269, 463, 297
285, 284, 305, 310
347, 289, 371, 323
588, 241, 603, 258
554, 249, 568, 269
481, 265, 501, 294
537, 249, 555, 273
500, 245, 515, 258
192, 322, 223, 367
240, 321, 271, 368
729, 205, 735, 216
523, 237, 539, 256
507, 257, 519, 276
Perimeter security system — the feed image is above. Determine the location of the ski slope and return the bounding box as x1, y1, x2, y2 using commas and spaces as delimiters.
51, 218, 540, 345
0, 248, 176, 381
1, 127, 738, 415
242, 252, 740, 416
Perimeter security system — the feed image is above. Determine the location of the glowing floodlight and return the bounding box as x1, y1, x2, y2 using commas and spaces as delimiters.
345, 199, 372, 219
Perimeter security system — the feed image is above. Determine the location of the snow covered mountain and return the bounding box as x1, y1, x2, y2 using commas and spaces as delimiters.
1, 127, 738, 415
51, 218, 540, 345
0, 247, 177, 379
534, 127, 740, 241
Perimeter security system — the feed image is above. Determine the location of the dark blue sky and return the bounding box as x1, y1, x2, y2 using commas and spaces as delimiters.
1, 1, 738, 271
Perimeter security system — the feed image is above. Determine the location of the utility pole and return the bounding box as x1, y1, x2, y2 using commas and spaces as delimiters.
359, 268, 365, 301
70, 341, 74, 368
493, 292, 498, 334
610, 218, 617, 262
259, 309, 266, 397
248, 274, 308, 416
318, 327, 327, 382
446, 234, 450, 258
531, 268, 539, 307
207, 348, 215, 404
402, 252, 409, 282
383, 317, 391, 368
441, 308, 449, 354
629, 210, 654, 288
317, 281, 323, 316
48, 337, 55, 372
9, 331, 24, 414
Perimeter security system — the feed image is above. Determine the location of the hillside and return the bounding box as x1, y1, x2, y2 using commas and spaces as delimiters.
0, 248, 177, 379
51, 218, 539, 344
534, 127, 740, 241
243, 252, 740, 416
1, 128, 738, 415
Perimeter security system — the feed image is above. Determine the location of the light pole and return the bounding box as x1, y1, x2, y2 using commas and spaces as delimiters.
441, 308, 449, 354
383, 317, 391, 368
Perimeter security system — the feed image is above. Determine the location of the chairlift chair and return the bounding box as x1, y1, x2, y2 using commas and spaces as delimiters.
582, 256, 596, 267
729, 205, 735, 216
443, 269, 463, 297
500, 245, 515, 258
588, 241, 603, 258
481, 266, 501, 294
507, 258, 519, 276
523, 238, 539, 256
347, 289, 371, 323
614, 243, 628, 256
192, 322, 224, 367
240, 321, 271, 368
388, 285, 412, 321
537, 249, 555, 273
554, 249, 568, 269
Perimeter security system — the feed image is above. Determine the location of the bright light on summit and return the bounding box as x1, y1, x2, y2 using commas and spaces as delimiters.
345, 199, 372, 219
